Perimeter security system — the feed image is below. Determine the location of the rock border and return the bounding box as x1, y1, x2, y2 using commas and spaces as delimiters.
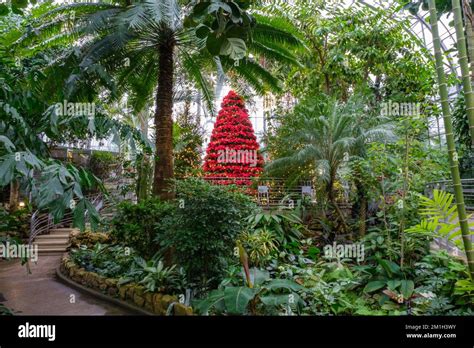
55, 265, 150, 315
58, 255, 193, 316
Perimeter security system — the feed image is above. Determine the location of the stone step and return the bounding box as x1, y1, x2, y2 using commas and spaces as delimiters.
49, 228, 78, 233
49, 230, 74, 237
35, 234, 70, 240
37, 247, 68, 255
33, 240, 70, 247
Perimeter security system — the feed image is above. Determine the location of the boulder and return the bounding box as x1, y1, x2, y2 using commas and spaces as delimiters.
161, 294, 177, 309
153, 294, 164, 314
126, 286, 135, 300
108, 287, 118, 297
105, 278, 118, 287
133, 294, 145, 307
99, 281, 107, 291
134, 285, 145, 297
144, 293, 154, 312
118, 285, 129, 300
174, 303, 193, 316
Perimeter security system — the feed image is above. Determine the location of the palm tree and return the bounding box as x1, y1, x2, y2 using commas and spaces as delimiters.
22, 0, 301, 200
428, 0, 474, 279
266, 98, 394, 234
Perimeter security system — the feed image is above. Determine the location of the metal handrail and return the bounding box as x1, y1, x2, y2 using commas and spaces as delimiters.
425, 178, 474, 211
29, 193, 103, 245
199, 176, 327, 208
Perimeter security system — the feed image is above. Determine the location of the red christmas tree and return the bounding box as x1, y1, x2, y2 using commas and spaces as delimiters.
203, 91, 263, 184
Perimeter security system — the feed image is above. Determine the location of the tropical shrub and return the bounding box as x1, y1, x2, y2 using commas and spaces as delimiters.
194, 269, 306, 315
70, 231, 111, 249
70, 243, 186, 294
406, 189, 474, 250
0, 206, 30, 239
245, 210, 306, 244
118, 255, 183, 294
0, 304, 13, 316
111, 198, 174, 259
70, 243, 136, 278
412, 251, 474, 314
89, 151, 119, 180
238, 229, 279, 267
161, 178, 256, 287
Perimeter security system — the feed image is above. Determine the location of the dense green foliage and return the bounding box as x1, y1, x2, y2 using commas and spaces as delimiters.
0, 206, 30, 239
111, 198, 174, 259
1, 0, 474, 318
160, 178, 256, 287
70, 242, 186, 294
89, 151, 119, 181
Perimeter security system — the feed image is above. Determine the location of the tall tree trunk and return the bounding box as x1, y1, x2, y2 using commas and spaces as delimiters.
9, 180, 19, 212
137, 154, 151, 202
196, 91, 202, 126
152, 35, 176, 200
357, 187, 367, 237
429, 0, 474, 279
328, 174, 349, 235
137, 107, 150, 202
453, 0, 474, 148
462, 0, 474, 85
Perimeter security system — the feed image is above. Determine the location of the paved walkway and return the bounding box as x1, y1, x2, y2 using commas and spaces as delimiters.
0, 255, 132, 315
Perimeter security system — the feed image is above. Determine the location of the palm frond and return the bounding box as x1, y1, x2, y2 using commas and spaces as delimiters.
222, 56, 281, 94
180, 49, 216, 117
248, 41, 302, 67
252, 13, 304, 48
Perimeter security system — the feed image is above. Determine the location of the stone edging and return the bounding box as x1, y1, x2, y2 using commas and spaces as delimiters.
55, 266, 151, 315
58, 255, 193, 316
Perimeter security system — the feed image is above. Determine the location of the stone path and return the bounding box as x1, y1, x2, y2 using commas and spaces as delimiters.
0, 255, 132, 315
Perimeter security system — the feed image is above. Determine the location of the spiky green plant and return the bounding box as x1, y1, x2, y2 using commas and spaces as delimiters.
406, 190, 474, 250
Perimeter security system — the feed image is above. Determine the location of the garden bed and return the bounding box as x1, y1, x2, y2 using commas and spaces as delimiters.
59, 255, 193, 316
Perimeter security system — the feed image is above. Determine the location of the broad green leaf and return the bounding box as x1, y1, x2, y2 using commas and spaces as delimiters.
400, 280, 414, 299
12, 0, 28, 9
196, 24, 211, 39
253, 213, 264, 226
206, 33, 225, 56
0, 156, 15, 186
263, 279, 305, 292
387, 280, 401, 290
260, 293, 303, 307
248, 267, 270, 286
220, 37, 247, 60
0, 4, 9, 15
0, 136, 15, 152
363, 280, 386, 293
73, 200, 86, 231
223, 286, 256, 315
378, 259, 401, 277
193, 290, 225, 315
